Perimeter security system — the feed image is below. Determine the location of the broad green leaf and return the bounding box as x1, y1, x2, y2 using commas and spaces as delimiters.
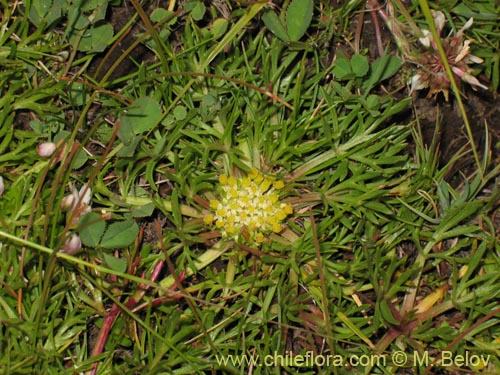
117, 115, 141, 157
364, 55, 402, 91
117, 118, 135, 145
173, 106, 187, 121
100, 220, 139, 249
131, 203, 155, 218
286, 0, 313, 41
151, 8, 177, 25
117, 137, 141, 158
262, 10, 289, 42
332, 58, 353, 80
365, 94, 381, 111
76, 23, 114, 53
151, 8, 168, 22
351, 54, 369, 78
378, 55, 403, 81
29, 0, 65, 28
69, 82, 89, 106
121, 97, 163, 134
187, 1, 206, 21
102, 253, 127, 273
78, 212, 106, 247
82, 0, 108, 24
72, 148, 88, 169
211, 18, 228, 39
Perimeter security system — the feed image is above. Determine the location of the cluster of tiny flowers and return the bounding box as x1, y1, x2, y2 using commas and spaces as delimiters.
375, 3, 487, 100
204, 169, 293, 243
410, 11, 487, 100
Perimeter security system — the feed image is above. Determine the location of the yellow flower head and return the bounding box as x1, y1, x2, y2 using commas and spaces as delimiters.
204, 169, 293, 243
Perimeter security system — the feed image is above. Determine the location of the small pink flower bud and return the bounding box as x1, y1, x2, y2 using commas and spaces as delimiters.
452, 67, 488, 90
60, 233, 82, 255
38, 142, 57, 157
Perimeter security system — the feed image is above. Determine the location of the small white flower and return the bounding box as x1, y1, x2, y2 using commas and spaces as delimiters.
456, 17, 474, 38
0, 176, 4, 197
455, 40, 471, 63
38, 142, 57, 158
432, 10, 446, 36
62, 183, 92, 226
418, 29, 432, 48
410, 74, 428, 92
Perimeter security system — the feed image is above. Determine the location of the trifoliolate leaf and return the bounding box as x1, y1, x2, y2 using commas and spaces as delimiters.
78, 212, 106, 247
100, 220, 139, 249
286, 0, 313, 41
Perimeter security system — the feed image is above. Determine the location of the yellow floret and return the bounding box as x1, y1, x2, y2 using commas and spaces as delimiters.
229, 188, 239, 198
248, 185, 259, 196
268, 193, 279, 203
273, 180, 284, 189
210, 200, 220, 209
203, 214, 214, 224
275, 210, 287, 220
272, 223, 282, 233
267, 216, 278, 226
225, 224, 237, 234
260, 178, 272, 192
264, 205, 274, 214
256, 216, 266, 226
227, 176, 237, 186
241, 177, 251, 188
255, 232, 265, 243
256, 195, 266, 206
253, 173, 264, 184
248, 168, 259, 178
219, 175, 228, 185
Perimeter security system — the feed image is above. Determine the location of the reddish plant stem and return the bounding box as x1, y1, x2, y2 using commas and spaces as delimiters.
89, 300, 122, 375
367, 1, 384, 56
87, 259, 178, 375
422, 306, 500, 375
